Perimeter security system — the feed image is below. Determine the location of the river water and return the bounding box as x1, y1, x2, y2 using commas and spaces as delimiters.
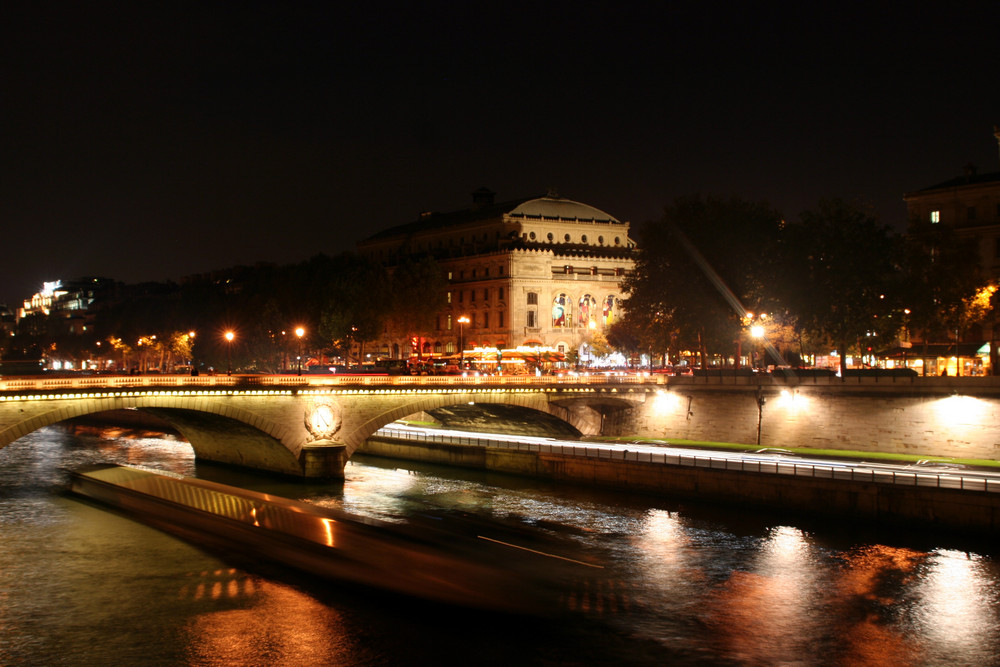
2, 425, 999, 666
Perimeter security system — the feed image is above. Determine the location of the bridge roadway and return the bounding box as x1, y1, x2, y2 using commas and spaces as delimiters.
0, 373, 658, 478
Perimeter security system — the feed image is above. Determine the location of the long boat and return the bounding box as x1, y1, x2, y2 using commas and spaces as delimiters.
69, 464, 603, 614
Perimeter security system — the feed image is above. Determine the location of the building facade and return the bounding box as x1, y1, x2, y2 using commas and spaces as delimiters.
903, 127, 1000, 280
358, 189, 636, 363
900, 128, 1000, 375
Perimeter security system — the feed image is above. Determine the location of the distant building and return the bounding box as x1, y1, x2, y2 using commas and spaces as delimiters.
903, 127, 1000, 280
0, 304, 15, 338
17, 277, 115, 336
901, 128, 1000, 375
358, 188, 636, 363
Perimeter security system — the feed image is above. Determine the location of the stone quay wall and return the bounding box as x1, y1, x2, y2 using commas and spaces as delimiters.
610, 376, 1000, 462
360, 436, 1000, 533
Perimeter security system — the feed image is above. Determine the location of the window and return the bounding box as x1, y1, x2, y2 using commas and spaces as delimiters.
484, 312, 490, 328
499, 310, 505, 327
614, 237, 621, 245
603, 295, 617, 325
471, 289, 476, 302
483, 288, 489, 301
598, 236, 604, 245
447, 315, 452, 330
529, 231, 536, 240
498, 287, 505, 301
581, 235, 588, 243
968, 207, 977, 222
552, 293, 570, 328
579, 294, 597, 327
485, 267, 490, 277
547, 232, 554, 242
447, 291, 452, 304
458, 291, 464, 303
527, 292, 538, 305
527, 310, 536, 328
557, 344, 566, 353
930, 210, 940, 224
564, 234, 571, 242
499, 266, 504, 276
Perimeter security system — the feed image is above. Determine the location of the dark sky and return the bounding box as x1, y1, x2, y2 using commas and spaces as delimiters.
3, 1, 999, 305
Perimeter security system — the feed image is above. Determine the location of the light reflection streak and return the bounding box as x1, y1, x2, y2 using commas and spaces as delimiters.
912, 548, 1000, 661
704, 526, 823, 663
320, 518, 336, 547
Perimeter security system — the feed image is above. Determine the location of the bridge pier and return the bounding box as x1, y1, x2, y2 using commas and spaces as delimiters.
299, 441, 349, 479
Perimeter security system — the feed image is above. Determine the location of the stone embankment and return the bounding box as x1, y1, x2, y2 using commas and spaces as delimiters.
360, 435, 1000, 534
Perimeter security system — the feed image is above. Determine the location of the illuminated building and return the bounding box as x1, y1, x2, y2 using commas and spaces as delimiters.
358, 188, 636, 361
16, 277, 114, 335
900, 127, 1000, 375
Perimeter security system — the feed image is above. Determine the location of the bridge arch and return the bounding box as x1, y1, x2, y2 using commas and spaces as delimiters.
340, 391, 568, 454
0, 394, 306, 476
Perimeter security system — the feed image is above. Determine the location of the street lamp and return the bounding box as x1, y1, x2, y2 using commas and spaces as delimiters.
224, 331, 234, 375
457, 315, 470, 367
295, 326, 305, 376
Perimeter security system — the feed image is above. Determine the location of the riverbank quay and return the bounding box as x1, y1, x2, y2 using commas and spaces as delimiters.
359, 433, 1000, 534
611, 374, 1000, 463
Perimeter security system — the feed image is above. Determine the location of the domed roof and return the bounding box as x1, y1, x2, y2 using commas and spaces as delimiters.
508, 196, 620, 223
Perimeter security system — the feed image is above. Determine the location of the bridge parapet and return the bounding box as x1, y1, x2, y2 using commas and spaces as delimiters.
0, 373, 665, 394
5, 372, 1000, 397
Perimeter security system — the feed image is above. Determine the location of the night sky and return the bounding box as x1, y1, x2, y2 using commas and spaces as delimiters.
3, 1, 999, 306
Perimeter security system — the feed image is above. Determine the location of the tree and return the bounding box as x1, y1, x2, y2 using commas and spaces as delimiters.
318, 253, 390, 365
621, 195, 785, 367
901, 219, 986, 374
384, 255, 446, 358
780, 199, 903, 376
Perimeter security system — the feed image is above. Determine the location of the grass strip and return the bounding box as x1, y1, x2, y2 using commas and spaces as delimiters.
592, 436, 1000, 468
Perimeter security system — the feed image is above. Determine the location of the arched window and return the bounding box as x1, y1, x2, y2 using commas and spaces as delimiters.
547, 232, 554, 242
603, 295, 617, 325
552, 293, 570, 328
564, 233, 571, 242
581, 234, 588, 243
578, 294, 597, 328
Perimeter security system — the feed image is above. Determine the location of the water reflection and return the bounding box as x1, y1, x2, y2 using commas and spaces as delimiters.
2, 426, 1000, 666
912, 549, 1000, 665
183, 578, 360, 667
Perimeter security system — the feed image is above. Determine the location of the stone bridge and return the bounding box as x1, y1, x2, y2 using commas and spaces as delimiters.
0, 374, 656, 478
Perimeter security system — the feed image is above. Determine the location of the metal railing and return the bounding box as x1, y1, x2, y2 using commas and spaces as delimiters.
374, 428, 1000, 494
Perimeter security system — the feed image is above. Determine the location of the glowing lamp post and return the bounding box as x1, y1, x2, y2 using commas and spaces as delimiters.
224, 331, 234, 376
457, 315, 470, 367
295, 327, 305, 376
750, 320, 765, 369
